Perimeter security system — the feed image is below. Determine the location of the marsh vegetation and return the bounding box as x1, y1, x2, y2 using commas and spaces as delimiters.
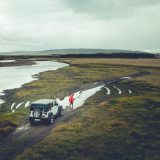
0, 58, 159, 160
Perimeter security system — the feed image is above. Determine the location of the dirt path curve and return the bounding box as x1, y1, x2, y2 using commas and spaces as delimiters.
0, 110, 77, 160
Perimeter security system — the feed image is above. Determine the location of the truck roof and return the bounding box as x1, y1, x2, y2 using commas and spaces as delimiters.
31, 99, 54, 105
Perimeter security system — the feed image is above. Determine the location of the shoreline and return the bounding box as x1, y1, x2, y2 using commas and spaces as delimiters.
0, 60, 68, 106
0, 59, 36, 67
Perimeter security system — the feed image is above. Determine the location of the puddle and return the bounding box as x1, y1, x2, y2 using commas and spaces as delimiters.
25, 101, 31, 108
104, 87, 111, 95
0, 60, 15, 63
15, 102, 24, 109
11, 103, 16, 110
17, 124, 30, 131
121, 77, 131, 80
113, 86, 122, 95
14, 124, 30, 134
129, 90, 132, 94
59, 86, 104, 110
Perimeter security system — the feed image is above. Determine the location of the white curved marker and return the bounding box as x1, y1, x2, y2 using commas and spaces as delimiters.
11, 102, 16, 110
25, 101, 30, 108
121, 77, 131, 80
15, 102, 24, 109
104, 87, 111, 95
113, 86, 122, 94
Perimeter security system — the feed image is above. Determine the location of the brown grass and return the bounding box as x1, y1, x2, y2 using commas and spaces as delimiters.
66, 58, 160, 68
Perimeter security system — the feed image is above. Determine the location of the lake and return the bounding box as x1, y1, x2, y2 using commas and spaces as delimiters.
0, 61, 68, 104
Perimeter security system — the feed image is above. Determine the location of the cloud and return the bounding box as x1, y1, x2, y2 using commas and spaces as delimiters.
0, 0, 160, 51
62, 0, 160, 19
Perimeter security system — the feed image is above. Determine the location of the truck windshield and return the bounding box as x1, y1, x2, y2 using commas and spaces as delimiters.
30, 104, 50, 111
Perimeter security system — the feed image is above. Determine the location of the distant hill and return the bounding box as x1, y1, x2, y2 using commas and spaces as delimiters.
0, 49, 152, 56
0, 51, 37, 56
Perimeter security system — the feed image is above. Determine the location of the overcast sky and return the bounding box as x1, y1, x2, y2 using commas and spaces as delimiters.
0, 0, 160, 52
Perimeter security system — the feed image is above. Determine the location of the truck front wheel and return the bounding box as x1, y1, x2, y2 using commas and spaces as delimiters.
48, 114, 54, 124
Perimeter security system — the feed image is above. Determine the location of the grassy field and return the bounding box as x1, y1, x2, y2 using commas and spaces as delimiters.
65, 58, 160, 68
0, 58, 160, 160
16, 80, 160, 160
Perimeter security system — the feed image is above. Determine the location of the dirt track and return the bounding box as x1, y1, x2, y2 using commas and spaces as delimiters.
0, 109, 78, 160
